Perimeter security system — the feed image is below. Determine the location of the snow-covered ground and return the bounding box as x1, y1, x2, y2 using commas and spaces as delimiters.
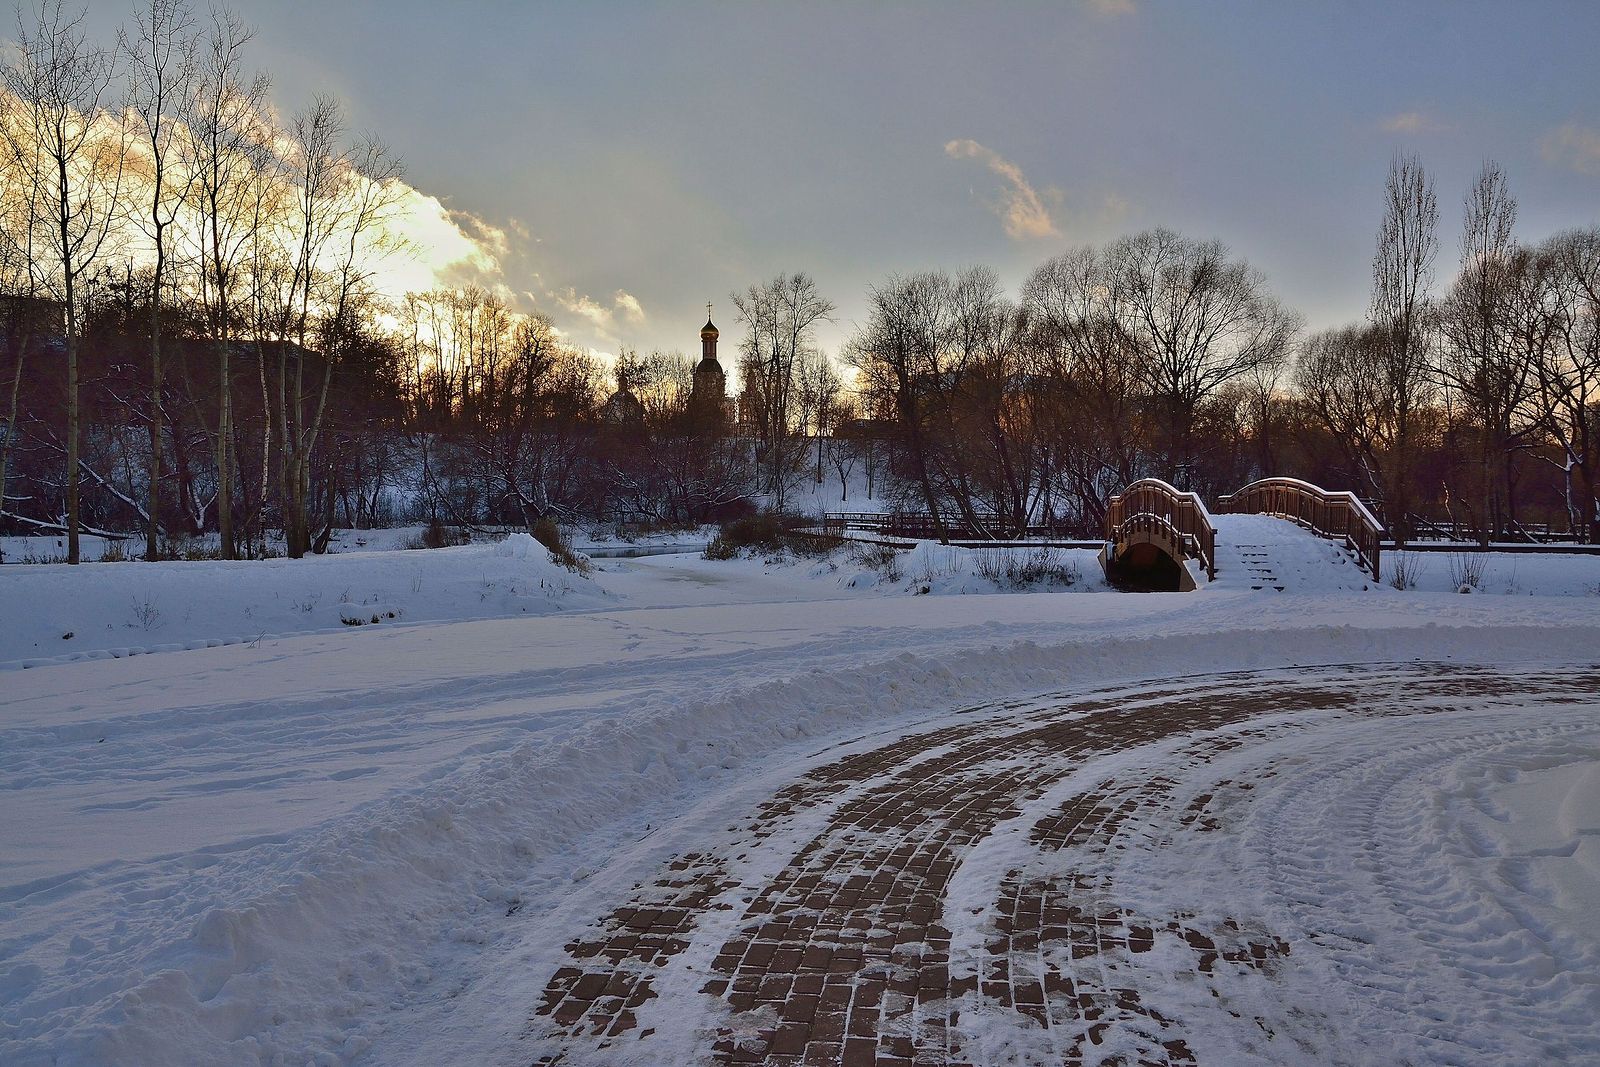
2, 515, 1599, 1065
0, 533, 608, 668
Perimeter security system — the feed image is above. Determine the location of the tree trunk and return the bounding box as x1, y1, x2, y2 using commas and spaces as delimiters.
147, 327, 163, 559
216, 338, 234, 558
65, 304, 80, 564
1, 333, 30, 531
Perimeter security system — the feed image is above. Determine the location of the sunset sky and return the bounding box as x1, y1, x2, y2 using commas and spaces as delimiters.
79, 0, 1600, 360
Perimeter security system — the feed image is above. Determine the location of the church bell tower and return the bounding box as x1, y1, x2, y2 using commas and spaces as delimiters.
691, 303, 729, 431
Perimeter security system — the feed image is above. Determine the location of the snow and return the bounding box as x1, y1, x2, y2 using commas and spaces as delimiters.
1064, 674, 1600, 1063
0, 533, 607, 667
3, 515, 1600, 1065
1208, 513, 1378, 592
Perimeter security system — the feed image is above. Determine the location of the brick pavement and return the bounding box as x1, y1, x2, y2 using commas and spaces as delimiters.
529, 666, 1590, 1065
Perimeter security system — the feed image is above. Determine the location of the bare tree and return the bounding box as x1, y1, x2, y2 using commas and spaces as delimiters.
123, 0, 199, 559
1022, 246, 1144, 528
1534, 229, 1600, 541
271, 95, 403, 556
1295, 325, 1407, 504
1106, 228, 1297, 484
1368, 154, 1439, 539
180, 8, 267, 558
848, 272, 953, 540
795, 346, 840, 489
1438, 161, 1532, 541
0, 91, 48, 528
733, 271, 834, 510
1, 0, 126, 562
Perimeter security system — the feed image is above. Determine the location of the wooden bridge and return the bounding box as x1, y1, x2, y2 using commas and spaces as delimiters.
1102, 476, 1386, 591
820, 476, 1390, 592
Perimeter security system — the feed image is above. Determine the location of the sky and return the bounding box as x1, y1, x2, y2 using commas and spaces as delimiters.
71, 0, 1600, 362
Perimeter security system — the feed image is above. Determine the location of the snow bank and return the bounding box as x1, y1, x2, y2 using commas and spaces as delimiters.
0, 538, 606, 668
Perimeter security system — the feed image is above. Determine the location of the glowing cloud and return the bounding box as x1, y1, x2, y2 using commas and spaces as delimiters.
549, 287, 647, 342
944, 138, 1059, 240
366, 187, 510, 298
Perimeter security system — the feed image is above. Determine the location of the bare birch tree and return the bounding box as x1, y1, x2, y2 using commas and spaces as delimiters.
180, 8, 266, 558
268, 97, 400, 559
123, 0, 199, 559
1, 0, 125, 562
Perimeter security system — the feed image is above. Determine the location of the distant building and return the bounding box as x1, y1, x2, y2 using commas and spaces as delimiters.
599, 384, 644, 426
689, 311, 733, 432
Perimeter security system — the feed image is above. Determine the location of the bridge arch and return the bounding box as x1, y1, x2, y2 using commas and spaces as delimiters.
1101, 479, 1217, 591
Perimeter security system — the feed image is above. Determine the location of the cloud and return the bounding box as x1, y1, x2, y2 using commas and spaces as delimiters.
1541, 122, 1600, 176
944, 138, 1059, 240
613, 290, 646, 324
1379, 110, 1447, 135
550, 287, 647, 340
356, 185, 513, 300
1084, 0, 1136, 14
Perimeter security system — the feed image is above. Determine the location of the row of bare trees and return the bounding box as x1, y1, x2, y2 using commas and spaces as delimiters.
848, 159, 1600, 543
0, 0, 402, 561
1296, 158, 1600, 542
847, 231, 1298, 539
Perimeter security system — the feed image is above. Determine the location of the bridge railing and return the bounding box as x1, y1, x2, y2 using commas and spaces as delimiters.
1105, 478, 1217, 580
1218, 477, 1385, 580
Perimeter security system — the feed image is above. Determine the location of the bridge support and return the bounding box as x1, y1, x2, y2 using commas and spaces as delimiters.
1099, 538, 1198, 592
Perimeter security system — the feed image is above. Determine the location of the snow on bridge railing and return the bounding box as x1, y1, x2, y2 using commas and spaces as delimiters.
1105, 479, 1217, 580
1218, 477, 1385, 581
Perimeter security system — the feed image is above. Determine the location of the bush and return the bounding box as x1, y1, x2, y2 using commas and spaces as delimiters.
718, 512, 785, 549
1387, 550, 1424, 591
783, 530, 844, 557
405, 518, 470, 551
530, 516, 589, 575
531, 517, 563, 554
974, 546, 1081, 589
1447, 550, 1487, 592
849, 541, 902, 582
703, 512, 843, 562
703, 537, 739, 560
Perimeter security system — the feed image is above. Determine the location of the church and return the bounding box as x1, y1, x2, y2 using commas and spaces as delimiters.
599, 308, 733, 430
688, 308, 734, 431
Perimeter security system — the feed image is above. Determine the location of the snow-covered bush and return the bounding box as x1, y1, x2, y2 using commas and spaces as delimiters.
1388, 550, 1425, 590
974, 545, 1081, 589
1448, 551, 1487, 593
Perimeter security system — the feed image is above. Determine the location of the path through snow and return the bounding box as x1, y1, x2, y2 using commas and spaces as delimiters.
518, 664, 1600, 1066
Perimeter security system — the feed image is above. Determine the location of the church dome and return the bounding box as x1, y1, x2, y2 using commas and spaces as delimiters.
700, 318, 719, 339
